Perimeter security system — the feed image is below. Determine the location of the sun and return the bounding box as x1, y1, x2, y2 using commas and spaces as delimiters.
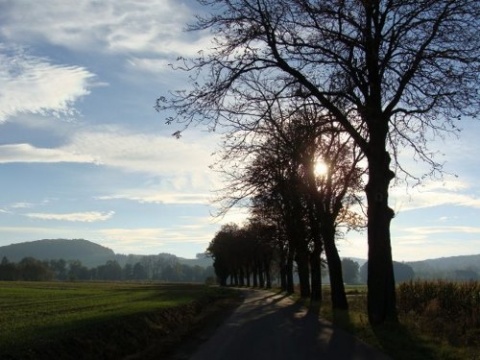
314, 160, 328, 177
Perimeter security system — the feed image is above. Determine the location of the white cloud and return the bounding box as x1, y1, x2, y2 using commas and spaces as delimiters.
391, 177, 480, 212
127, 57, 171, 74
26, 211, 114, 222
0, 143, 98, 164
97, 225, 215, 254
0, 45, 96, 122
0, 0, 209, 56
9, 202, 35, 209
97, 191, 211, 205
63, 127, 220, 177
400, 225, 480, 237
0, 126, 220, 176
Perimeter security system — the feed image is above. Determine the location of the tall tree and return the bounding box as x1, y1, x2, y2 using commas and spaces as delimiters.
158, 0, 480, 324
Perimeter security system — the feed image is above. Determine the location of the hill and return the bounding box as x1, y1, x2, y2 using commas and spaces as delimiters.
0, 239, 116, 268
406, 254, 480, 280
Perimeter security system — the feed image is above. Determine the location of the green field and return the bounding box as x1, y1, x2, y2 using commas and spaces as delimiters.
0, 281, 236, 359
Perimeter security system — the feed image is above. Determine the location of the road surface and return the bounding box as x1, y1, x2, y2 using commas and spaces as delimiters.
187, 288, 391, 360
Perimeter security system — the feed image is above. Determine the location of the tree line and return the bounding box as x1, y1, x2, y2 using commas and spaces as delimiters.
0, 256, 214, 282
158, 0, 480, 324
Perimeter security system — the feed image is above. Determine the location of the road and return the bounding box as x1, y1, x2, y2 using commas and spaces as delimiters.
188, 289, 391, 360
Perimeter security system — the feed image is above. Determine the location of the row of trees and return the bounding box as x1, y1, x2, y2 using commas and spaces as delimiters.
159, 0, 480, 324
0, 256, 214, 282
207, 221, 416, 289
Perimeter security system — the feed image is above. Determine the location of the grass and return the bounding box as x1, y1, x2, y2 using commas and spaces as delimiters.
316, 283, 480, 360
0, 281, 239, 359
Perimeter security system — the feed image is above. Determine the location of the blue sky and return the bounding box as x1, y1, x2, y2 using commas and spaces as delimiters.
0, 0, 479, 261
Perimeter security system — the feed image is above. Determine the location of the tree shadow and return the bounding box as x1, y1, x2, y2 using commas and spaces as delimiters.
371, 322, 439, 360
313, 305, 439, 360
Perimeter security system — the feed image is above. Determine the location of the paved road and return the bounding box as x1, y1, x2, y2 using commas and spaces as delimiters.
189, 289, 391, 360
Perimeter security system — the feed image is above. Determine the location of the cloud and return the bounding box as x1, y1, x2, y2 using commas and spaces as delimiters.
0, 45, 96, 122
9, 202, 35, 209
391, 177, 480, 212
25, 211, 115, 222
0, 143, 98, 164
63, 126, 220, 177
0, 1, 209, 56
97, 192, 211, 205
400, 225, 480, 237
0, 125, 219, 175
97, 225, 215, 255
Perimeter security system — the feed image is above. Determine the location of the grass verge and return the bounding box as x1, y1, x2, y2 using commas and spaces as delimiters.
317, 284, 479, 360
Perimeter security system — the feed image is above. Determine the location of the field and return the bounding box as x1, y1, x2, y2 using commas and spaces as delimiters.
0, 281, 239, 359
319, 282, 480, 360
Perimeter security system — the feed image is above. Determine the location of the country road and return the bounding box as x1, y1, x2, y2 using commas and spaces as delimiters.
185, 288, 392, 360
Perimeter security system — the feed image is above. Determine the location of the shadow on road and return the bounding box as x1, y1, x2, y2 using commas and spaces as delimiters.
190, 289, 391, 360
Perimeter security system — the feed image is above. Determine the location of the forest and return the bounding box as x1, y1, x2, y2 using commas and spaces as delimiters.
0, 255, 214, 283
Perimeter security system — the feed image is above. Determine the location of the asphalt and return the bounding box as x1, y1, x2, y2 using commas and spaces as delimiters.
188, 288, 392, 360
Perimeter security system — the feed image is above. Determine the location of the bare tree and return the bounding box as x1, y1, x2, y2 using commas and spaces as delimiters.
158, 0, 480, 324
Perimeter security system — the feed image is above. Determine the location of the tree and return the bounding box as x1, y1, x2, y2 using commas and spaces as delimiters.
49, 259, 67, 280
68, 260, 90, 281
18, 257, 53, 281
132, 262, 148, 280
0, 257, 18, 281
342, 258, 360, 284
158, 0, 480, 324
393, 262, 415, 283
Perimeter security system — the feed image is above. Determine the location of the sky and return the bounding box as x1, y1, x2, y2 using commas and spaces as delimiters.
0, 0, 479, 262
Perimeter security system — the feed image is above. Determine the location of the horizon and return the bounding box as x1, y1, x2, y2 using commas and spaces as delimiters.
1, 1, 480, 262
1, 238, 479, 263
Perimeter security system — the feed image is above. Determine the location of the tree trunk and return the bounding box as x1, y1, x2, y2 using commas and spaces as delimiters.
296, 246, 311, 298
366, 147, 397, 325
241, 267, 247, 286
323, 221, 348, 310
252, 265, 258, 287
264, 259, 272, 289
309, 246, 322, 302
279, 249, 287, 291
286, 251, 295, 294
259, 265, 265, 288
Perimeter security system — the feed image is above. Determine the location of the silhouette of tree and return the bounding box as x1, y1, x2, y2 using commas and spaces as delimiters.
158, 0, 480, 324
213, 100, 365, 306
342, 258, 360, 284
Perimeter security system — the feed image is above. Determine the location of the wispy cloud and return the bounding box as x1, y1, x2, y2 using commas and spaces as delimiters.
26, 211, 114, 222
9, 202, 35, 209
391, 177, 480, 212
0, 1, 209, 56
97, 192, 211, 205
0, 143, 98, 164
60, 126, 219, 176
0, 125, 219, 175
400, 225, 480, 237
0, 45, 96, 122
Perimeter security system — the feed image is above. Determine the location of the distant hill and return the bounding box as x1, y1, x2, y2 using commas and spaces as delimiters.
0, 239, 115, 267
406, 254, 480, 280
1, 239, 477, 278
